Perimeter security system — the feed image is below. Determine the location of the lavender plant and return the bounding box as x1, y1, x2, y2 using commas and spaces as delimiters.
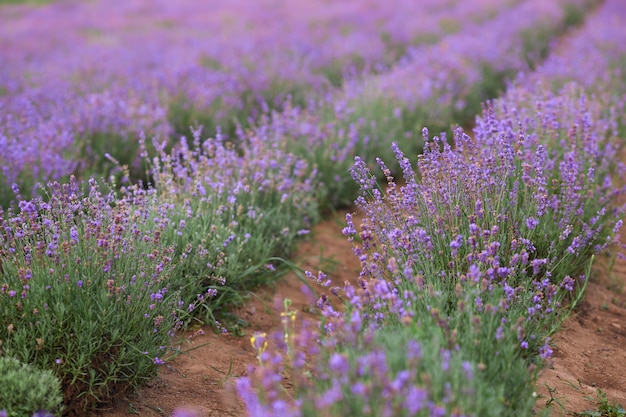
0, 178, 185, 413
507, 0, 626, 134
236, 0, 603, 216
0, 86, 171, 208
242, 101, 366, 209
145, 129, 320, 326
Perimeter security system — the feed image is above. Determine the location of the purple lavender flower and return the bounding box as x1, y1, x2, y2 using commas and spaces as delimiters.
31, 411, 54, 417
539, 338, 553, 360
560, 276, 575, 292
172, 408, 200, 417
328, 353, 350, 376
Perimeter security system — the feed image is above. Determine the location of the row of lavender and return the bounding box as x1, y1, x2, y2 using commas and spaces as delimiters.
239, 0, 599, 208
0, 0, 610, 414
1, 0, 595, 210
235, 1, 626, 416
0, 0, 519, 209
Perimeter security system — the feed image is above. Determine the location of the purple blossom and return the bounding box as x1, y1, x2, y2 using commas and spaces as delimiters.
32, 410, 54, 417
539, 338, 553, 360
440, 349, 451, 372
328, 353, 350, 376
172, 409, 200, 417
560, 276, 575, 292
404, 386, 427, 414
495, 326, 505, 342
31, 411, 54, 417
525, 217, 539, 230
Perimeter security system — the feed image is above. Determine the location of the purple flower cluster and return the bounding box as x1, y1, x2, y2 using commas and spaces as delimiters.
146, 126, 320, 309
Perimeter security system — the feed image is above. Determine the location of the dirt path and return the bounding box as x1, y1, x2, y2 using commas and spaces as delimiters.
98, 202, 626, 417
536, 249, 626, 415
98, 209, 363, 417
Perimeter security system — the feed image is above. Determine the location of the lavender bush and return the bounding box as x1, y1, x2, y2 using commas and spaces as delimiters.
240, 100, 366, 209
506, 0, 626, 135
0, 178, 189, 413
0, 86, 171, 207
239, 0, 602, 213
145, 128, 320, 327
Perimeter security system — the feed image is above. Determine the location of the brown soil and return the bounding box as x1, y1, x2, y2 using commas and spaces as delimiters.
97, 207, 626, 417
97, 209, 363, 417
535, 245, 626, 414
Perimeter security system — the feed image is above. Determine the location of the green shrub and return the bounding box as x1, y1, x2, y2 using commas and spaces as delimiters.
0, 178, 184, 413
0, 356, 63, 417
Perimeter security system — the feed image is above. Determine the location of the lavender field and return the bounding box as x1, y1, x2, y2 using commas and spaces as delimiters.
1, 0, 626, 416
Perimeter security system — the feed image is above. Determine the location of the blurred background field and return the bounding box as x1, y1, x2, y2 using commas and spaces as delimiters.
1, 0, 626, 416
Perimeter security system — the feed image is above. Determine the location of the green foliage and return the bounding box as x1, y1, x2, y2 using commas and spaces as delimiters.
0, 356, 63, 417
578, 389, 626, 417
0, 0, 50, 4
315, 53, 371, 89
455, 65, 515, 126
522, 0, 600, 71
167, 93, 242, 141
562, 0, 602, 28
166, 80, 311, 142
520, 24, 555, 70
343, 94, 428, 174
0, 179, 182, 413
75, 132, 154, 187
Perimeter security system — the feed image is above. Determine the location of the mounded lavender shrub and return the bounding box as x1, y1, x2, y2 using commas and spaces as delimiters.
145, 128, 320, 322
0, 356, 63, 417
0, 178, 189, 413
